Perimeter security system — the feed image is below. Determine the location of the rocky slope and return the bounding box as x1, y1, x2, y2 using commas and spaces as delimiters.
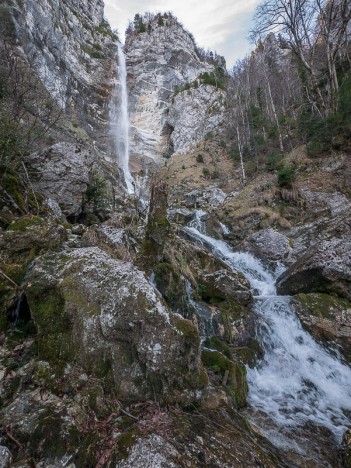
0, 1, 351, 467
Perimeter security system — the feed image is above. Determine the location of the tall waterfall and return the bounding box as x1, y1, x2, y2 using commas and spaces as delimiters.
115, 43, 134, 194
184, 212, 351, 460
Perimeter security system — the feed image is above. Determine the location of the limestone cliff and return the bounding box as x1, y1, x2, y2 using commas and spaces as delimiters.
126, 13, 226, 166
10, 0, 117, 153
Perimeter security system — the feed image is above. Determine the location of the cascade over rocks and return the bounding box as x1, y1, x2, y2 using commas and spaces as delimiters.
26, 247, 207, 404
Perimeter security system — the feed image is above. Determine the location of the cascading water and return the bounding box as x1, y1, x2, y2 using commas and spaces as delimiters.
184, 211, 351, 460
114, 43, 134, 194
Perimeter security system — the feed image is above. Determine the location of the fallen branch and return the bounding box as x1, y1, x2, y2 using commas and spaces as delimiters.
117, 401, 139, 421
3, 425, 23, 449
0, 269, 19, 289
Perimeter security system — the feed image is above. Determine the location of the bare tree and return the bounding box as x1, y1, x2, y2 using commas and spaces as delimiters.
251, 0, 329, 116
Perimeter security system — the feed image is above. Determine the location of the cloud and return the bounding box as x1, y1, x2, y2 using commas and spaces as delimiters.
103, 0, 260, 66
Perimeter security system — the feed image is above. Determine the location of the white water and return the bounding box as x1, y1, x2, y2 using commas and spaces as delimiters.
184, 212, 351, 445
115, 43, 134, 194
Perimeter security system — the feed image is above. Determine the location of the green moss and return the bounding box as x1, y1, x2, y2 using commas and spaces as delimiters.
227, 381, 248, 409
296, 293, 351, 320
202, 350, 248, 408
233, 339, 263, 367
8, 215, 44, 232
154, 262, 185, 310
204, 336, 232, 359
116, 430, 140, 461
217, 300, 246, 342
2, 262, 27, 284
27, 287, 74, 363
173, 316, 199, 344
62, 277, 100, 316
201, 349, 231, 374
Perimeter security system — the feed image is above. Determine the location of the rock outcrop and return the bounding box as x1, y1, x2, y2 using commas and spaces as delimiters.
26, 247, 207, 404
25, 142, 90, 217
291, 293, 351, 362
126, 13, 226, 165
277, 238, 351, 300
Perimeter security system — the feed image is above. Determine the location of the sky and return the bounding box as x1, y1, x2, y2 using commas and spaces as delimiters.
103, 0, 261, 68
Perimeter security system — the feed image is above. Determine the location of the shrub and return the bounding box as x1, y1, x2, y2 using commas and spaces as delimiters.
266, 153, 283, 172
277, 164, 297, 187
245, 160, 256, 177
196, 154, 204, 163
202, 167, 210, 177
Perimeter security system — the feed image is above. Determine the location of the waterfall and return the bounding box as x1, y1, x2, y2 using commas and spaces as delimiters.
114, 43, 134, 194
184, 211, 351, 456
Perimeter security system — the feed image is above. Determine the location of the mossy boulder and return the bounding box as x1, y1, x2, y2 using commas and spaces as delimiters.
166, 235, 251, 305
199, 269, 251, 304
0, 216, 67, 329
0, 165, 44, 228
201, 349, 248, 408
154, 262, 187, 311
26, 247, 207, 404
291, 293, 351, 362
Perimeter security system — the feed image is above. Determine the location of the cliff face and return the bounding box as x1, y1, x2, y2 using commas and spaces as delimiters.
125, 14, 226, 166
10, 0, 117, 152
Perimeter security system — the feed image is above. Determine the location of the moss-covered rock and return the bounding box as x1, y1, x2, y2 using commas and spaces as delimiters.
204, 335, 232, 358
140, 181, 170, 271
26, 247, 207, 404
0, 217, 67, 330
154, 262, 187, 311
201, 349, 248, 408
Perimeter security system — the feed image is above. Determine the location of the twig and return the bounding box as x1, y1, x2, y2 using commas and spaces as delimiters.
3, 425, 23, 449
21, 161, 40, 214
117, 402, 139, 421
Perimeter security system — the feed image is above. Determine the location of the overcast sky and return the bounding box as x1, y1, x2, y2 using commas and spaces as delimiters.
103, 0, 261, 68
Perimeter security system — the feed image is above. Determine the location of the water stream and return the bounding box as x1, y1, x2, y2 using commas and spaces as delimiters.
184, 211, 351, 459
114, 43, 134, 194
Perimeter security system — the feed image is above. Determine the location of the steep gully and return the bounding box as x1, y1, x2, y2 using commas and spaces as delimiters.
185, 211, 351, 460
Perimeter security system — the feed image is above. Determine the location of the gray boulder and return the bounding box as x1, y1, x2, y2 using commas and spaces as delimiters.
277, 238, 351, 300
243, 228, 294, 265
